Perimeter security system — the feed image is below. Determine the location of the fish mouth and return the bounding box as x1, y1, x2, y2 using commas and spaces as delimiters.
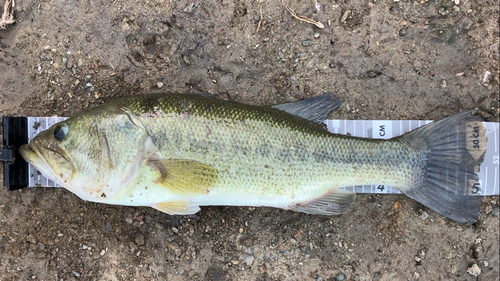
19, 144, 42, 167
19, 143, 72, 186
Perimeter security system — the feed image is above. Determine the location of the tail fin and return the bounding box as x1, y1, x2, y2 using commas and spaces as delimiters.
401, 110, 487, 223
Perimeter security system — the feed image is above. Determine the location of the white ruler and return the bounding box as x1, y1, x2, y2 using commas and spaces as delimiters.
26, 117, 499, 195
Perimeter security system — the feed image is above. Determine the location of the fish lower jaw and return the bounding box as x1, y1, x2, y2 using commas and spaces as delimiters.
34, 166, 69, 189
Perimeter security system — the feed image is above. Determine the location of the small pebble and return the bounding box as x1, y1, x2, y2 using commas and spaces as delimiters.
72, 271, 80, 277
399, 28, 407, 37
335, 273, 345, 281
125, 213, 133, 224
157, 82, 164, 88
100, 249, 106, 256
313, 33, 320, 38
240, 254, 255, 266
450, 5, 459, 16
467, 264, 481, 276
421, 212, 429, 220
302, 40, 313, 46
340, 10, 351, 23
491, 207, 499, 216
82, 245, 88, 250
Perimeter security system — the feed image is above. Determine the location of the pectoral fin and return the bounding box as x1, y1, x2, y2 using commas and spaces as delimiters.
154, 201, 200, 215
148, 159, 218, 195
288, 188, 355, 215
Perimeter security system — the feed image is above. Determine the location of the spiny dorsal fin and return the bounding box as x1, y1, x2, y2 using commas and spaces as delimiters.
271, 93, 343, 124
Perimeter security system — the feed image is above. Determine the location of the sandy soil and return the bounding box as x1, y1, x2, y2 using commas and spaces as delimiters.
1, 0, 499, 280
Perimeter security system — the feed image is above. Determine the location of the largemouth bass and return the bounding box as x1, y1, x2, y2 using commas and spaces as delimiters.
19, 93, 486, 223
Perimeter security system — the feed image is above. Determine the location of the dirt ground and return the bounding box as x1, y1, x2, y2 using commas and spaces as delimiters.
1, 0, 499, 280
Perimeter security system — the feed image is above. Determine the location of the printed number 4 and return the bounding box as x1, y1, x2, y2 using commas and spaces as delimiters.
377, 185, 385, 192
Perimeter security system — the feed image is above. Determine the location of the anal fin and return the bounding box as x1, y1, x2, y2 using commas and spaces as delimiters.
154, 200, 200, 215
288, 188, 355, 215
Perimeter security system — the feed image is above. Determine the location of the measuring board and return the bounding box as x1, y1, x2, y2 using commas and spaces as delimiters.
3, 116, 499, 195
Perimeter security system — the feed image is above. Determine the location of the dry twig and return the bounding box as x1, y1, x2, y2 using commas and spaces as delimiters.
0, 0, 15, 29
282, 0, 324, 29
256, 3, 263, 33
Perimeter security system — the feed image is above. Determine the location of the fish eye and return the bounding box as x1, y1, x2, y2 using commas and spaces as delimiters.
54, 123, 69, 140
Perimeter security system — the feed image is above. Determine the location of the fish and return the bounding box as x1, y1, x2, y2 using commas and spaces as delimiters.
19, 93, 487, 223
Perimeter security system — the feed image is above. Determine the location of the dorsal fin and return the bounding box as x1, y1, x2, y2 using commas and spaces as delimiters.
271, 93, 343, 124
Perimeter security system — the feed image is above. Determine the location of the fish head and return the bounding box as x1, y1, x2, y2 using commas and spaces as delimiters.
20, 104, 149, 201
20, 115, 104, 197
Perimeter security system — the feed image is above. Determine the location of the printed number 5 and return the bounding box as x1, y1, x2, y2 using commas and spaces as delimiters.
471, 183, 480, 194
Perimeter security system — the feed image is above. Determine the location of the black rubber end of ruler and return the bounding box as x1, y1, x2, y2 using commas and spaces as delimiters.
3, 116, 29, 190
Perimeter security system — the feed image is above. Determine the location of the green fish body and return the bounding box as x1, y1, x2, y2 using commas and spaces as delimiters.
20, 93, 486, 223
